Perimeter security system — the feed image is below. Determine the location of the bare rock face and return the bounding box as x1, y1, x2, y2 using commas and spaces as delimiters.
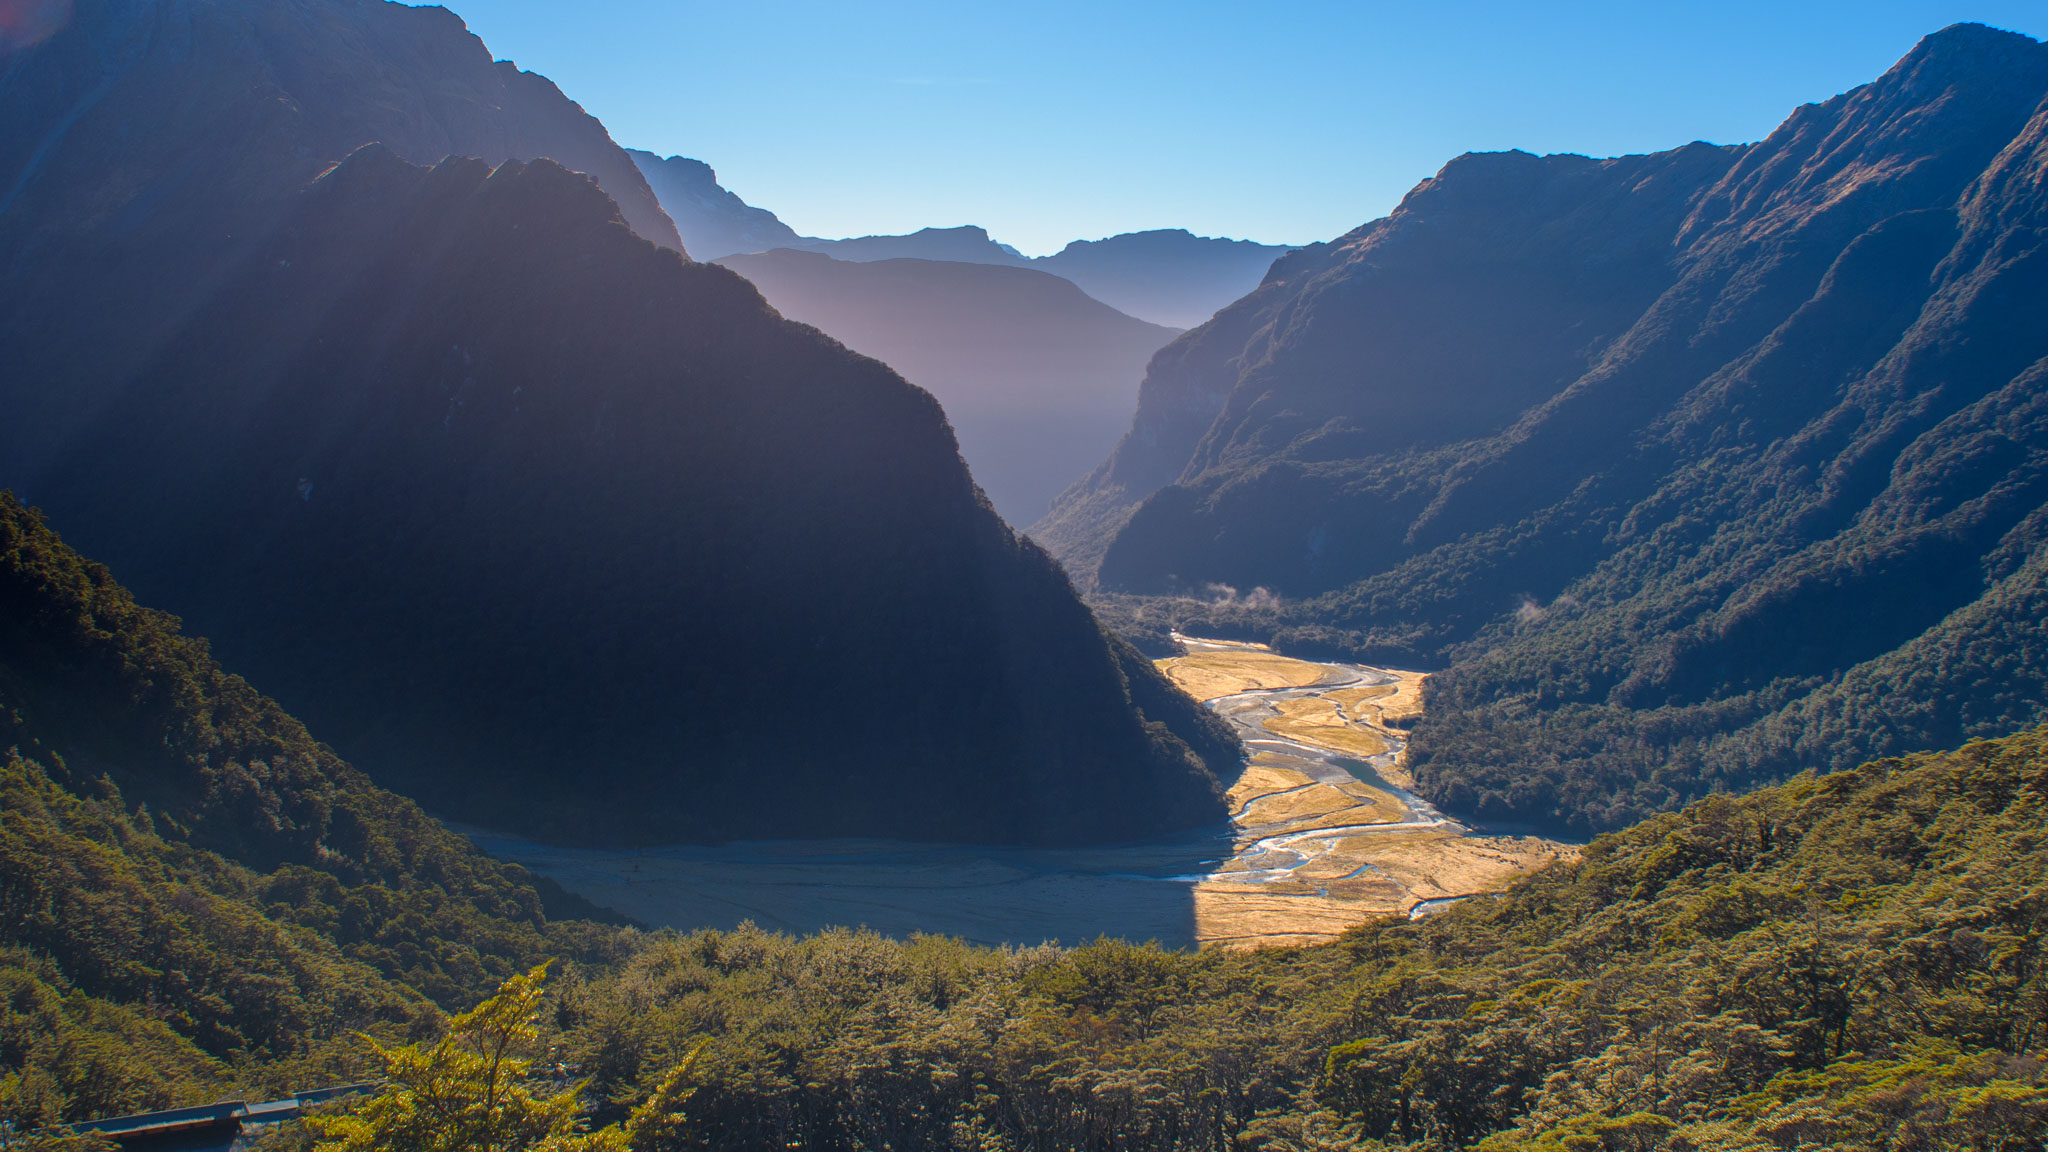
0, 0, 1236, 847
1042, 23, 2048, 834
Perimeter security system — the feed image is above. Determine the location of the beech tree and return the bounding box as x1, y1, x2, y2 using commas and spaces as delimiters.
311, 965, 622, 1152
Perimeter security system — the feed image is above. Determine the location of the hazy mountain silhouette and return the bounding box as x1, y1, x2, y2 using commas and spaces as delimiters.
628, 160, 1294, 326
717, 248, 1182, 524
0, 0, 683, 484
0, 0, 1236, 847
795, 224, 1030, 264
1036, 230, 1295, 328
775, 227, 1291, 328
629, 149, 804, 260
1042, 23, 2048, 834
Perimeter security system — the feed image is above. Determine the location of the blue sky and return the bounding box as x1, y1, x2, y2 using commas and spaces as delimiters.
434, 1, 2048, 255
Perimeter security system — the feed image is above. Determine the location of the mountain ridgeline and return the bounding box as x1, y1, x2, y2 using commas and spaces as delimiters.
0, 0, 1236, 847
1040, 24, 2048, 835
625, 150, 1294, 328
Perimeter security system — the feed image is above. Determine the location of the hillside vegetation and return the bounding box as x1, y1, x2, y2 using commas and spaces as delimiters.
7, 465, 2045, 1149
495, 724, 2048, 1151
0, 495, 630, 1129
1040, 24, 2048, 835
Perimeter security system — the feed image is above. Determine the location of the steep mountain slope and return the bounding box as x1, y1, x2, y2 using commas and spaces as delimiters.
1040, 23, 2048, 833
1036, 229, 1295, 328
0, 0, 1234, 847
629, 149, 802, 260
0, 495, 627, 1129
716, 249, 1181, 524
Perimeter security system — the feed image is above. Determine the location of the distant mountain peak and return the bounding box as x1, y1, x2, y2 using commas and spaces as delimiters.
1874, 22, 2046, 102
1902, 21, 2043, 65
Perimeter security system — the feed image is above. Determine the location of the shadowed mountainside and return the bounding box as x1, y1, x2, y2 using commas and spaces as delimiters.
0, 0, 1237, 847
1039, 23, 2048, 834
716, 248, 1182, 524
0, 0, 680, 482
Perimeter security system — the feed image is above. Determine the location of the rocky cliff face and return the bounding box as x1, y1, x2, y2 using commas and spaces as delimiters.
1043, 23, 2048, 833
0, 0, 1235, 846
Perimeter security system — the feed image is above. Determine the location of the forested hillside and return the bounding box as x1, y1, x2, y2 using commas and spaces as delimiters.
0, 0, 1236, 847
0, 495, 631, 1130
495, 725, 2046, 1151
1041, 23, 2048, 834
13, 501, 2045, 1147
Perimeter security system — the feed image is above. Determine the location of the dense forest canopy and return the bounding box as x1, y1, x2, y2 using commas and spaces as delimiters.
0, 494, 634, 1128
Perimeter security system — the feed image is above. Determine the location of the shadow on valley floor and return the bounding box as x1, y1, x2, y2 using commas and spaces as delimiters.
455, 826, 1228, 949
456, 638, 1579, 950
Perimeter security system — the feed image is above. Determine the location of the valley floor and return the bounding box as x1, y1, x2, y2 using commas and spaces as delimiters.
1167, 636, 1574, 945
461, 637, 1572, 948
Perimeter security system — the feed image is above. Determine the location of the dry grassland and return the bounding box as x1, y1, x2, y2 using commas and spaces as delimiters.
1191, 831, 1578, 948
1330, 831, 1576, 902
1192, 883, 1409, 947
1264, 698, 1391, 759
1160, 641, 1574, 948
1241, 782, 1404, 830
1156, 648, 1342, 701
